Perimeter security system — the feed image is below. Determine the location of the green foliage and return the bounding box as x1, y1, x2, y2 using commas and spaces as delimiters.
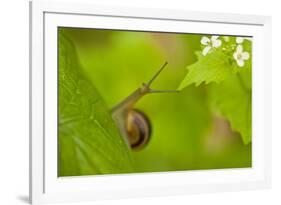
178, 36, 252, 144
178, 51, 233, 89
178, 37, 252, 89
209, 69, 252, 144
58, 33, 133, 176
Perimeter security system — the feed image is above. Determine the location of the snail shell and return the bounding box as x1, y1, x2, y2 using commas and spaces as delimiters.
125, 109, 151, 150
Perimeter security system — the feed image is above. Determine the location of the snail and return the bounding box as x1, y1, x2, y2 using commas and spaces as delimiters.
111, 62, 178, 150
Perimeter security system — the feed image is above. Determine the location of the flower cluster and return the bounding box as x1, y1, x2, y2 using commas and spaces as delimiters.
200, 36, 221, 56
200, 36, 250, 68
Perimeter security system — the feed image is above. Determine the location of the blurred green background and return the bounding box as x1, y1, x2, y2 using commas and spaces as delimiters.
59, 27, 251, 173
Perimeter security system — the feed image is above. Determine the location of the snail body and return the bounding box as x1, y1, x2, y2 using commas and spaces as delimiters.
111, 86, 152, 150
111, 62, 178, 150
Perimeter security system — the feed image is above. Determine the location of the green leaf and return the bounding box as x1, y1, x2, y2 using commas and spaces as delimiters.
58, 33, 134, 176
208, 67, 252, 144
178, 37, 252, 143
178, 50, 233, 90
178, 38, 252, 91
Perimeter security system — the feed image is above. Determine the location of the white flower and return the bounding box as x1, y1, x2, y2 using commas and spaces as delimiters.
201, 36, 222, 56
233, 45, 250, 67
236, 37, 244, 44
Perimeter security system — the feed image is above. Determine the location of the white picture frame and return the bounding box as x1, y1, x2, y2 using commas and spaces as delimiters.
29, 0, 272, 204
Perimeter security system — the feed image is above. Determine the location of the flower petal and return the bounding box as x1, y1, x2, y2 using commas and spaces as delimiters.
233, 52, 238, 60
211, 36, 219, 41
237, 59, 244, 67
242, 52, 250, 60
201, 36, 210, 45
236, 37, 244, 44
212, 39, 222, 48
202, 46, 211, 56
236, 45, 243, 53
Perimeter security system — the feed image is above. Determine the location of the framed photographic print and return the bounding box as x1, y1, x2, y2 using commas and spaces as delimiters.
29, 0, 271, 204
